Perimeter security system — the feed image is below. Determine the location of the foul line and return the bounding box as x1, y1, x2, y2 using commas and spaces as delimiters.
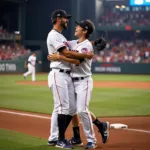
0, 110, 51, 120
124, 128, 150, 134
0, 109, 150, 134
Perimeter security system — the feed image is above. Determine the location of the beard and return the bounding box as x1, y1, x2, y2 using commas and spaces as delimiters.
60, 20, 68, 30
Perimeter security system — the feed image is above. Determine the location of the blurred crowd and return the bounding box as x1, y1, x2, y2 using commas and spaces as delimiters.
93, 39, 150, 63
0, 25, 31, 60
99, 9, 150, 26
0, 43, 31, 60
1, 25, 150, 63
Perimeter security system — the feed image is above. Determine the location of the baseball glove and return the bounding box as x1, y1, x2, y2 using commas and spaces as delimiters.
94, 37, 106, 51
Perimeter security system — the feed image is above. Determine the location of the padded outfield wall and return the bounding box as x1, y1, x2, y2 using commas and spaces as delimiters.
91, 62, 150, 74
92, 62, 150, 74
0, 61, 150, 74
0, 60, 42, 73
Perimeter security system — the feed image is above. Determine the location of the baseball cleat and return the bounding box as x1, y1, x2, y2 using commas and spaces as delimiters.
55, 139, 73, 149
85, 142, 97, 149
47, 140, 57, 146
99, 121, 109, 144
23, 75, 26, 79
69, 137, 83, 146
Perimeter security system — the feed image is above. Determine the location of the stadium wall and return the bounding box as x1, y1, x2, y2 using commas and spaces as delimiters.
92, 62, 150, 74
0, 60, 42, 73
1, 61, 150, 74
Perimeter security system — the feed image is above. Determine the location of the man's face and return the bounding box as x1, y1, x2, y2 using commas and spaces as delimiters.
74, 25, 86, 38
33, 53, 36, 57
60, 17, 69, 29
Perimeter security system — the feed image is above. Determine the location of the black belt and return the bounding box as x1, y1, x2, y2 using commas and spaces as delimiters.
50, 68, 71, 74
72, 77, 84, 81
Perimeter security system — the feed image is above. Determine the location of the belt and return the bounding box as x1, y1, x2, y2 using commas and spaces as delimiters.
50, 68, 71, 74
72, 77, 84, 82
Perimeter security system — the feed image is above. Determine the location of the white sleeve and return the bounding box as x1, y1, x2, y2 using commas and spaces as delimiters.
50, 34, 66, 51
81, 44, 93, 53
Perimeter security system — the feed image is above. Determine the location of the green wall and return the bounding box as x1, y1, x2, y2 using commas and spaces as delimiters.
92, 62, 150, 74
0, 60, 42, 73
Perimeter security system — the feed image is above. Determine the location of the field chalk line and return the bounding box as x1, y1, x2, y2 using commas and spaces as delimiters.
0, 109, 150, 134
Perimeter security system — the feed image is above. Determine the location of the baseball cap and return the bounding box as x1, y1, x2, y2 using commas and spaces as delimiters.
75, 20, 95, 35
51, 9, 71, 22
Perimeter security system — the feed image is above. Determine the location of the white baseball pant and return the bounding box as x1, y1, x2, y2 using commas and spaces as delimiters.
24, 64, 35, 81
48, 69, 76, 141
74, 76, 96, 143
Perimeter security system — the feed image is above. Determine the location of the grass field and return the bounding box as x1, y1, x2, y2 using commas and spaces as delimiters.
0, 74, 150, 116
0, 73, 150, 150
0, 128, 82, 150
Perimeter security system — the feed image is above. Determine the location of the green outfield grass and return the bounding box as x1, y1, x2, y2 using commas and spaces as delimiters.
0, 128, 82, 150
0, 74, 150, 116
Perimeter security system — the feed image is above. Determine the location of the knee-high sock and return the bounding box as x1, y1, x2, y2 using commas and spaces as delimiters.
58, 114, 67, 141
65, 115, 73, 131
93, 118, 103, 131
73, 126, 81, 139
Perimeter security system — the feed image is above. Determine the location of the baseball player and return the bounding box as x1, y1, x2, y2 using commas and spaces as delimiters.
23, 52, 42, 81
48, 19, 109, 149
46, 9, 94, 149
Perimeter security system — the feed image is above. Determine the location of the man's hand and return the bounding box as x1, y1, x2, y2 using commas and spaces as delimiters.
86, 50, 94, 59
47, 54, 60, 61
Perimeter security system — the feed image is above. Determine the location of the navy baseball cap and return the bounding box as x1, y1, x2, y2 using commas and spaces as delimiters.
75, 20, 95, 35
51, 9, 71, 22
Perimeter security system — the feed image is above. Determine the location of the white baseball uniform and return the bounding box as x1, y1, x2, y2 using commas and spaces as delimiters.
47, 29, 76, 141
23, 54, 36, 81
68, 39, 96, 143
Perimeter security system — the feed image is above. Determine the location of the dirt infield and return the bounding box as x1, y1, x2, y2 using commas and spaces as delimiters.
17, 81, 150, 89
0, 108, 150, 150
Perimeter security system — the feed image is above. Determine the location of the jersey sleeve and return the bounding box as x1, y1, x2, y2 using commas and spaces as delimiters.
50, 33, 66, 51
81, 43, 93, 53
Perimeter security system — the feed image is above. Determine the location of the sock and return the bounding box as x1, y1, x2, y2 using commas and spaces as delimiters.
58, 114, 67, 141
93, 118, 103, 131
73, 126, 81, 139
65, 115, 73, 131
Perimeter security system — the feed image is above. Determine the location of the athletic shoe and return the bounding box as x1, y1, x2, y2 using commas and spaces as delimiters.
24, 75, 26, 79
47, 140, 57, 146
99, 121, 109, 144
69, 137, 83, 146
56, 139, 73, 149
85, 142, 97, 149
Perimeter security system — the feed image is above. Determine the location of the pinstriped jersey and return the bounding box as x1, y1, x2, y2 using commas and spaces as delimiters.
68, 39, 93, 78
46, 29, 71, 70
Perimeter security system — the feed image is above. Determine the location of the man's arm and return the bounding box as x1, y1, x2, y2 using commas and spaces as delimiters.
47, 53, 80, 65
36, 60, 42, 64
60, 47, 94, 59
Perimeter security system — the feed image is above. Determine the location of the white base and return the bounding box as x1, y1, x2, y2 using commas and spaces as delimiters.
110, 123, 128, 129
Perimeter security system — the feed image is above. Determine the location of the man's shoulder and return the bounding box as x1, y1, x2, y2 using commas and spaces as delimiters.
84, 39, 92, 47
48, 30, 57, 36
48, 30, 64, 39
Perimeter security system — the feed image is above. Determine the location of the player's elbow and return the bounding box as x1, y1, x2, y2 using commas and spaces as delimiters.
87, 54, 94, 59
62, 50, 73, 58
